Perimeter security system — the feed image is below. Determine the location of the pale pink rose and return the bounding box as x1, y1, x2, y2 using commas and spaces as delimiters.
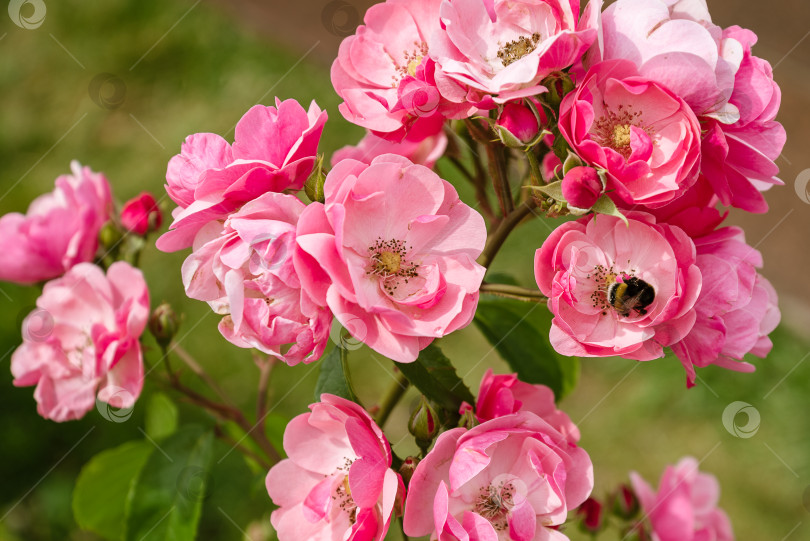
474, 368, 580, 443
157, 98, 327, 252
0, 161, 111, 285
558, 60, 701, 207
181, 192, 331, 365
295, 154, 486, 363
701, 26, 785, 213
266, 394, 404, 541
630, 457, 734, 541
598, 0, 744, 121
429, 0, 601, 106
331, 0, 471, 141
332, 129, 448, 169
671, 226, 779, 386
11, 262, 149, 422
403, 412, 593, 540
120, 192, 162, 236
534, 212, 701, 361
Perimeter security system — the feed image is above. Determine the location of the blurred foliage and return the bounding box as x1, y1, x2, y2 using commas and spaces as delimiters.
0, 1, 807, 540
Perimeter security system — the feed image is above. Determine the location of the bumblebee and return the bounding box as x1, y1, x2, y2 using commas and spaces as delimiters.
607, 277, 655, 317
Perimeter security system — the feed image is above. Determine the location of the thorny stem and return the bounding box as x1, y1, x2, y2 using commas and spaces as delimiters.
375, 370, 410, 429
477, 199, 539, 268
480, 283, 548, 303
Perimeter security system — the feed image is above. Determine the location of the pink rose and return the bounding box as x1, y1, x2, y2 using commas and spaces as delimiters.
120, 192, 162, 236
332, 129, 448, 169
181, 192, 331, 365
11, 262, 149, 422
640, 177, 726, 239
331, 0, 471, 141
671, 226, 780, 386
701, 26, 785, 213
295, 154, 486, 363
558, 60, 701, 207
630, 457, 734, 541
429, 0, 601, 106
158, 98, 327, 252
474, 368, 580, 443
0, 161, 111, 285
561, 166, 603, 211
598, 0, 743, 120
266, 394, 404, 541
403, 412, 593, 540
534, 212, 701, 361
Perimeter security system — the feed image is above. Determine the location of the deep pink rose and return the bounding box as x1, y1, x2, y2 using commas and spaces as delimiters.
158, 98, 327, 252
120, 192, 162, 236
495, 100, 540, 147
0, 161, 112, 285
474, 368, 580, 443
640, 176, 726, 239
534, 212, 701, 361
561, 166, 603, 211
295, 154, 486, 363
598, 0, 743, 120
181, 192, 331, 365
331, 0, 471, 141
266, 394, 404, 541
671, 226, 779, 386
630, 457, 734, 541
11, 262, 149, 422
403, 412, 593, 540
332, 129, 448, 169
558, 60, 701, 207
429, 0, 601, 106
701, 26, 785, 213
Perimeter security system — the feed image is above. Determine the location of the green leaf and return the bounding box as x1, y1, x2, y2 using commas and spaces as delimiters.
474, 297, 579, 400
314, 346, 357, 402
528, 180, 564, 201
73, 440, 154, 541
394, 343, 475, 413
124, 426, 214, 541
145, 392, 178, 441
591, 193, 629, 226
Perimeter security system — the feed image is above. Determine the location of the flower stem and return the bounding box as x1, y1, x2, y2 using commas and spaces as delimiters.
477, 198, 538, 268
480, 283, 548, 303
526, 148, 543, 186
376, 370, 410, 429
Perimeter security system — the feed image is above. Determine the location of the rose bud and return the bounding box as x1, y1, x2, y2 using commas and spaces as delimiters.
610, 483, 640, 519
408, 395, 440, 451
121, 192, 162, 236
561, 166, 604, 211
495, 100, 541, 149
457, 401, 477, 430
149, 302, 180, 350
577, 497, 605, 534
542, 152, 562, 182
398, 456, 420, 486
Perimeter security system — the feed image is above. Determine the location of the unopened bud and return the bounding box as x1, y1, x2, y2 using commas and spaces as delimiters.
542, 71, 575, 110
149, 303, 180, 350
99, 221, 123, 252
576, 497, 605, 535
398, 456, 420, 486
609, 483, 640, 520
458, 402, 477, 430
561, 166, 604, 212
121, 192, 163, 236
495, 100, 541, 149
408, 395, 440, 452
304, 155, 327, 204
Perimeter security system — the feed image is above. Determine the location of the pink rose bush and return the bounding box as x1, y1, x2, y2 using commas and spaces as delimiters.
158, 98, 327, 251
11, 262, 149, 422
295, 154, 486, 363
630, 458, 734, 541
0, 161, 111, 284
430, 0, 601, 106
535, 212, 701, 361
266, 394, 404, 541
181, 192, 331, 365
558, 60, 701, 207
404, 412, 593, 540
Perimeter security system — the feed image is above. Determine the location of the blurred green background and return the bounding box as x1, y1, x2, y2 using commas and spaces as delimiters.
0, 1, 808, 540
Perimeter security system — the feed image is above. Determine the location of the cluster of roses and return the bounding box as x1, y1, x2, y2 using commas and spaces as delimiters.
1, 162, 161, 421
267, 373, 733, 541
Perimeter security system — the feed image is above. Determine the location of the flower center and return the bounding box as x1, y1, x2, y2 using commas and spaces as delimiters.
393, 42, 428, 85
367, 238, 419, 295
497, 33, 541, 67
591, 104, 654, 159
475, 482, 517, 531
332, 458, 357, 523
587, 265, 655, 318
